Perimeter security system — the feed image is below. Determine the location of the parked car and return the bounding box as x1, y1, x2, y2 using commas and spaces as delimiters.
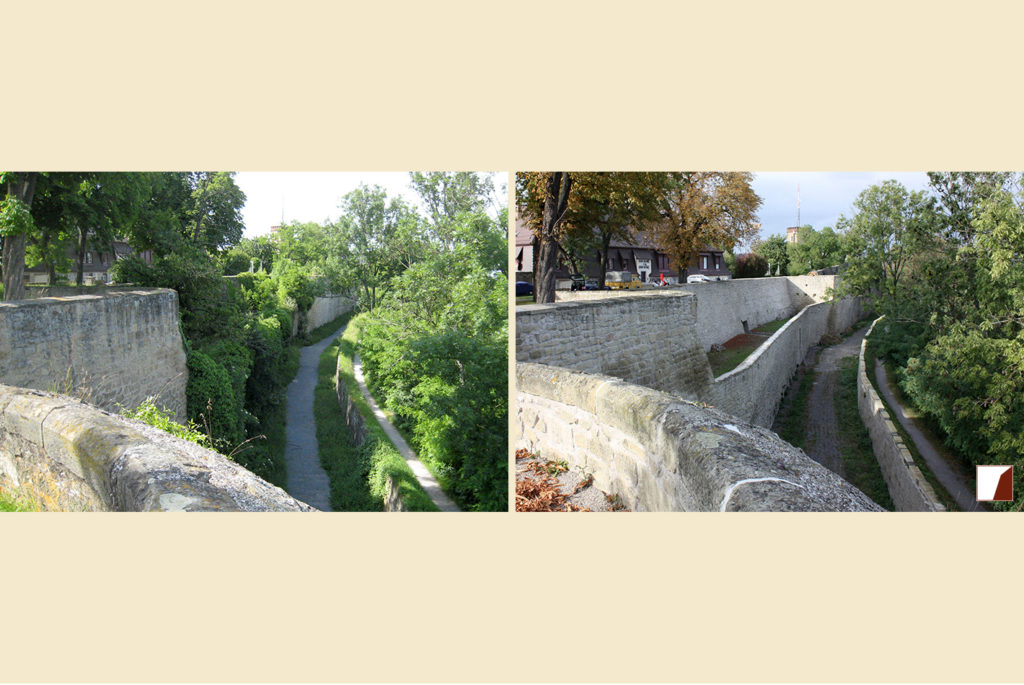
686, 274, 713, 284
569, 273, 586, 291
516, 281, 534, 296
583, 278, 611, 291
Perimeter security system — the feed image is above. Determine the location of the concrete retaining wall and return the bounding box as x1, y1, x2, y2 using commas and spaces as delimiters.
857, 318, 945, 512
714, 297, 866, 427
0, 289, 188, 422
0, 384, 313, 511
516, 363, 881, 512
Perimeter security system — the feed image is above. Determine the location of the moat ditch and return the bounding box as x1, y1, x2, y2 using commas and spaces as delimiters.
773, 324, 895, 510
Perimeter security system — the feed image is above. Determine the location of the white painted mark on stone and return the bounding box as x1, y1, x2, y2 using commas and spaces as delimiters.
158, 493, 195, 511
721, 423, 744, 436
719, 477, 804, 512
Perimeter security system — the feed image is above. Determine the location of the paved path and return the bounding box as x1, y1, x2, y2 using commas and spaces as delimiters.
802, 327, 869, 478
284, 326, 346, 511
353, 354, 461, 512
873, 359, 985, 512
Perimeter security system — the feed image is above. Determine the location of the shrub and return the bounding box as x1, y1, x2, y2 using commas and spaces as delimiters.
185, 350, 245, 448
733, 253, 768, 279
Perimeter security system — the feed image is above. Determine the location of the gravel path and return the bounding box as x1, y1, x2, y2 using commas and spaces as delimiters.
283, 326, 345, 511
801, 327, 869, 478
873, 359, 985, 512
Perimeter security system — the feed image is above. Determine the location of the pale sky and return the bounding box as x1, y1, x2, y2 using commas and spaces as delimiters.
234, 172, 507, 238
749, 172, 933, 246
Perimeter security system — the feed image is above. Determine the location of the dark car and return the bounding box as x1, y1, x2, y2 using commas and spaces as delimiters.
515, 281, 534, 296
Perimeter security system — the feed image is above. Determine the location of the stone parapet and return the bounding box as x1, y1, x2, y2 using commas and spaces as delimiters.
857, 318, 945, 512
516, 362, 881, 512
0, 288, 187, 422
517, 291, 713, 401
0, 385, 314, 511
553, 275, 838, 350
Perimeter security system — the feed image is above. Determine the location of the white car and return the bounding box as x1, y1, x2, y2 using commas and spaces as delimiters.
686, 274, 713, 284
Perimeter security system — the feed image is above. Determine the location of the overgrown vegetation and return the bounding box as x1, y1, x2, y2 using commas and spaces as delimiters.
1, 171, 506, 509
840, 173, 1024, 510
327, 313, 438, 511
863, 343, 960, 511
121, 398, 210, 448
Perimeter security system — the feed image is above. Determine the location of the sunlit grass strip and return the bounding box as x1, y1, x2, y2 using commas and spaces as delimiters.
324, 313, 438, 511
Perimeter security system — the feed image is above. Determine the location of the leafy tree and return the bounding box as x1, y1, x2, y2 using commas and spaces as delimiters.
752, 234, 790, 276
0, 172, 39, 301
651, 172, 762, 280
183, 172, 246, 252
838, 180, 935, 312
333, 185, 424, 310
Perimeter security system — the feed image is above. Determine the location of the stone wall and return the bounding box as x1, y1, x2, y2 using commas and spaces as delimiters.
517, 291, 713, 401
554, 276, 839, 350
517, 281, 864, 427
0, 384, 313, 511
713, 296, 866, 427
303, 294, 356, 335
857, 318, 945, 512
516, 363, 881, 512
0, 289, 188, 422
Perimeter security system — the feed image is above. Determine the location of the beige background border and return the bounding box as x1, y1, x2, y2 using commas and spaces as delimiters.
3, 1, 1024, 682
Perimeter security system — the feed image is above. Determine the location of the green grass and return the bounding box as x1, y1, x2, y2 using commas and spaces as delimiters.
707, 346, 757, 376
0, 486, 39, 512
707, 316, 793, 376
516, 295, 535, 305
305, 311, 355, 345
835, 357, 894, 510
753, 318, 788, 335
320, 313, 439, 511
776, 362, 816, 450
863, 343, 960, 511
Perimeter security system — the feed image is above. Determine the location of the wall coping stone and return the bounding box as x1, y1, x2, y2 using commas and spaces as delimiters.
517, 362, 882, 512
0, 384, 314, 512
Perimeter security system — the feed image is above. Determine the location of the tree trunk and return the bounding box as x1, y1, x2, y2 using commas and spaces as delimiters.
76, 226, 88, 286
1, 172, 38, 301
535, 172, 572, 304
598, 232, 612, 289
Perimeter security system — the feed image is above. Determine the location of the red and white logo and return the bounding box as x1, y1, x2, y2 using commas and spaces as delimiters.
976, 465, 1014, 502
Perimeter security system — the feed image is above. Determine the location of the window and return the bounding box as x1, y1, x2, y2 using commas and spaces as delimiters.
714, 255, 720, 270
85, 252, 93, 265
701, 255, 708, 270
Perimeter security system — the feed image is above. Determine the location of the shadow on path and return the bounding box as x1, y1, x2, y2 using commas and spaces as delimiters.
353, 353, 461, 512
283, 326, 346, 511
873, 359, 986, 512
